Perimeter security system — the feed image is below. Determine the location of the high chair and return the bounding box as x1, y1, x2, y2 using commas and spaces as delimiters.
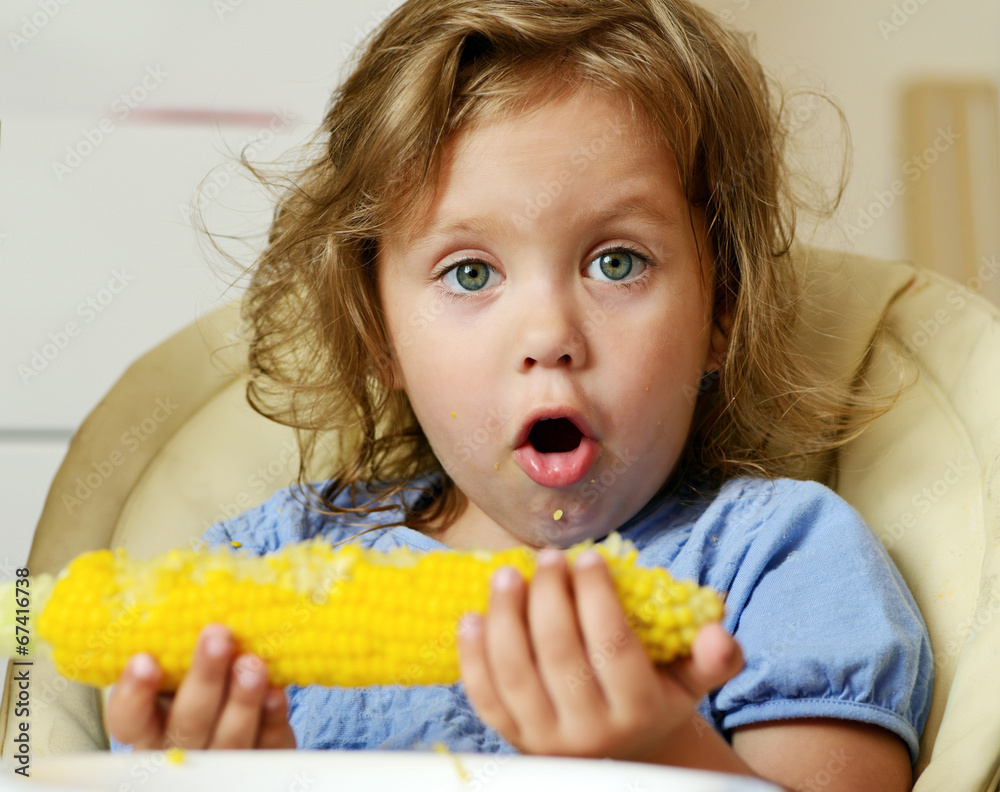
1, 245, 998, 791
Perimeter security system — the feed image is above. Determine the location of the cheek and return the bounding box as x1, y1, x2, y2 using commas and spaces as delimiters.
620, 305, 709, 385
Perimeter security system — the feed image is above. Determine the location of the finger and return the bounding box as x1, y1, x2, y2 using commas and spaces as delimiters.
483, 567, 557, 736
528, 549, 606, 715
570, 551, 660, 717
456, 613, 520, 743
164, 624, 235, 748
667, 622, 743, 698
209, 653, 268, 749
107, 653, 166, 749
258, 688, 297, 749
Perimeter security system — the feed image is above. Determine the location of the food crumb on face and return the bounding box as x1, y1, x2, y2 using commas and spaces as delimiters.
494, 462, 499, 470
553, 509, 563, 521
451, 411, 457, 418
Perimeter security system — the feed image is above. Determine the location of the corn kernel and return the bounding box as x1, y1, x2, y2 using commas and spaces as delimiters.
12, 533, 723, 691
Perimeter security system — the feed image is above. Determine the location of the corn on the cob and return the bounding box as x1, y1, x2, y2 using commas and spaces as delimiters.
1, 534, 723, 691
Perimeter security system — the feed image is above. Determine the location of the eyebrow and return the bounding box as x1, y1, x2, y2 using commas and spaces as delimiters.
580, 197, 684, 233
411, 194, 684, 249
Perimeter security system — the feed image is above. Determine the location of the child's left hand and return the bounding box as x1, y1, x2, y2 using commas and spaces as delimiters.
457, 548, 743, 762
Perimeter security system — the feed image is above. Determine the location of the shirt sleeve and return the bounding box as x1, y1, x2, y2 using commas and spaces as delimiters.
699, 478, 934, 764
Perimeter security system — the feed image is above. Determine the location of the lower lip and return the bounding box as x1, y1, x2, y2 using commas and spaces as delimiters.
513, 437, 600, 488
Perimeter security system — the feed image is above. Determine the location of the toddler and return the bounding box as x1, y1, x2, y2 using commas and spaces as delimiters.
107, 0, 932, 788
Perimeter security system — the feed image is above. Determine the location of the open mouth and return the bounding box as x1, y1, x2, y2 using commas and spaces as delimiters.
528, 417, 584, 453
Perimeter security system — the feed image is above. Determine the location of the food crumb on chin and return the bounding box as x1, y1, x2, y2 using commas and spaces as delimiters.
553, 509, 563, 521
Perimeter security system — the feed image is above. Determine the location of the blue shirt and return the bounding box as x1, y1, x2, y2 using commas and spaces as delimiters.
112, 473, 933, 761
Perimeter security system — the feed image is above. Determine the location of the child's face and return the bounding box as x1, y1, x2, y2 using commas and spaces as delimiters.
378, 85, 719, 550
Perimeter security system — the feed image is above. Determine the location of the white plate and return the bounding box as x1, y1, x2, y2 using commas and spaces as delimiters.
11, 750, 781, 791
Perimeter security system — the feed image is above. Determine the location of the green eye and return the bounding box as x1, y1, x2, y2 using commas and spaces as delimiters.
586, 246, 648, 284
596, 250, 634, 280
451, 262, 492, 292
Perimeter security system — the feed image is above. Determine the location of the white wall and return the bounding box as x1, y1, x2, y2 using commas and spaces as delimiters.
1, 0, 997, 574
0, 0, 406, 573
700, 0, 1000, 262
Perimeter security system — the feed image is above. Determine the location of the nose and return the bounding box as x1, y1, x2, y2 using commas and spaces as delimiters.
515, 281, 588, 372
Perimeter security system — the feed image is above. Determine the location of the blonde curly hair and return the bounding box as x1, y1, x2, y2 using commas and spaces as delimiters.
232, 0, 885, 534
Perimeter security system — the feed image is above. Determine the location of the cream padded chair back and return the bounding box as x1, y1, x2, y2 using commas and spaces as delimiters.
836, 264, 1000, 792
2, 246, 998, 791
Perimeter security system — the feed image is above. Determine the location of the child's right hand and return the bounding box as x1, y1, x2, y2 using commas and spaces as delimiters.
107, 624, 296, 750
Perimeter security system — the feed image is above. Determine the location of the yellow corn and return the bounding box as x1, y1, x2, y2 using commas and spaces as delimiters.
2, 534, 723, 691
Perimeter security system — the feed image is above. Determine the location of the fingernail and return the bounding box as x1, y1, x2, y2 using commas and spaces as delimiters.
537, 548, 563, 568
491, 567, 521, 591
574, 550, 602, 569
202, 627, 231, 659
234, 655, 265, 688
129, 653, 158, 681
264, 689, 285, 711
457, 613, 482, 638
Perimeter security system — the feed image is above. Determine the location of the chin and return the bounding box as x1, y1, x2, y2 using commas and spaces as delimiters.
524, 520, 600, 550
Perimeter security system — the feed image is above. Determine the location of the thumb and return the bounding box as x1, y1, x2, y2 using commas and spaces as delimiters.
666, 623, 743, 699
